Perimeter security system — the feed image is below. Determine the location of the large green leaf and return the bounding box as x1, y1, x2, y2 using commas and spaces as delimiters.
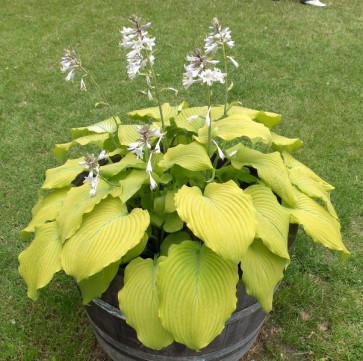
244, 185, 290, 260
53, 133, 110, 163
18, 222, 62, 300
158, 142, 213, 171
230, 144, 297, 207
118, 257, 174, 350
20, 188, 69, 239
195, 113, 272, 144
61, 197, 150, 281
41, 158, 84, 190
78, 260, 120, 305
120, 232, 148, 264
70, 116, 121, 138
158, 241, 239, 351
57, 180, 122, 243
287, 188, 350, 256
174, 181, 256, 263
241, 238, 288, 312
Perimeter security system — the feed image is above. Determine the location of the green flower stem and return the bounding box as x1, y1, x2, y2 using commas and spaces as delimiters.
221, 44, 229, 117
80, 66, 110, 105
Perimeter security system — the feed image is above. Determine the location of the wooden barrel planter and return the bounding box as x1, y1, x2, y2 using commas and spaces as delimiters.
85, 225, 298, 361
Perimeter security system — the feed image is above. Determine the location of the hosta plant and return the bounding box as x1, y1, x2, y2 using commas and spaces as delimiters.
19, 16, 349, 351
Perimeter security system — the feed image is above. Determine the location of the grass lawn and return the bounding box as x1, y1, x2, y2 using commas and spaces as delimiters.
1, 0, 362, 360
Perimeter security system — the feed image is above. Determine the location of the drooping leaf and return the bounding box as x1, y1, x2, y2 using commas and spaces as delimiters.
18, 222, 62, 300
41, 158, 84, 190
175, 181, 256, 263
158, 241, 239, 351
288, 167, 338, 219
230, 144, 297, 207
61, 197, 150, 281
118, 257, 174, 350
158, 142, 213, 172
174, 106, 209, 133
53, 133, 110, 163
228, 106, 282, 129
78, 260, 121, 305
244, 185, 290, 260
57, 180, 122, 243
282, 151, 334, 191
70, 116, 121, 138
20, 188, 69, 239
241, 238, 288, 312
271, 132, 303, 153
286, 188, 350, 256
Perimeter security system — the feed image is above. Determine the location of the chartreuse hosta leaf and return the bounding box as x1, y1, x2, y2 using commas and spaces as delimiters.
119, 170, 149, 204
117, 124, 140, 146
128, 102, 183, 126
271, 132, 303, 153
61, 197, 150, 281
41, 158, 84, 190
158, 241, 239, 351
228, 106, 282, 129
282, 151, 334, 191
70, 116, 121, 138
159, 231, 191, 256
241, 238, 288, 312
174, 106, 209, 133
286, 188, 350, 256
230, 144, 297, 207
195, 113, 272, 145
118, 257, 174, 350
79, 231, 150, 302
244, 185, 290, 260
101, 152, 145, 178
20, 188, 69, 239
57, 180, 122, 243
54, 133, 110, 163
18, 222, 62, 300
288, 167, 338, 219
78, 260, 120, 305
175, 181, 256, 263
158, 142, 213, 171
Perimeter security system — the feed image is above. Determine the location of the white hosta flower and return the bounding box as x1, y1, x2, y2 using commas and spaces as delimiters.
226, 55, 239, 68
128, 125, 164, 160
204, 18, 235, 55
182, 48, 224, 90
200, 68, 226, 86
79, 150, 106, 197
60, 49, 80, 82
80, 77, 87, 91
212, 140, 225, 160
148, 172, 158, 190
187, 115, 199, 122
120, 16, 155, 80
205, 107, 211, 128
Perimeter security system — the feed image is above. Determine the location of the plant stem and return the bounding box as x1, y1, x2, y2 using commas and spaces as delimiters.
221, 44, 229, 117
